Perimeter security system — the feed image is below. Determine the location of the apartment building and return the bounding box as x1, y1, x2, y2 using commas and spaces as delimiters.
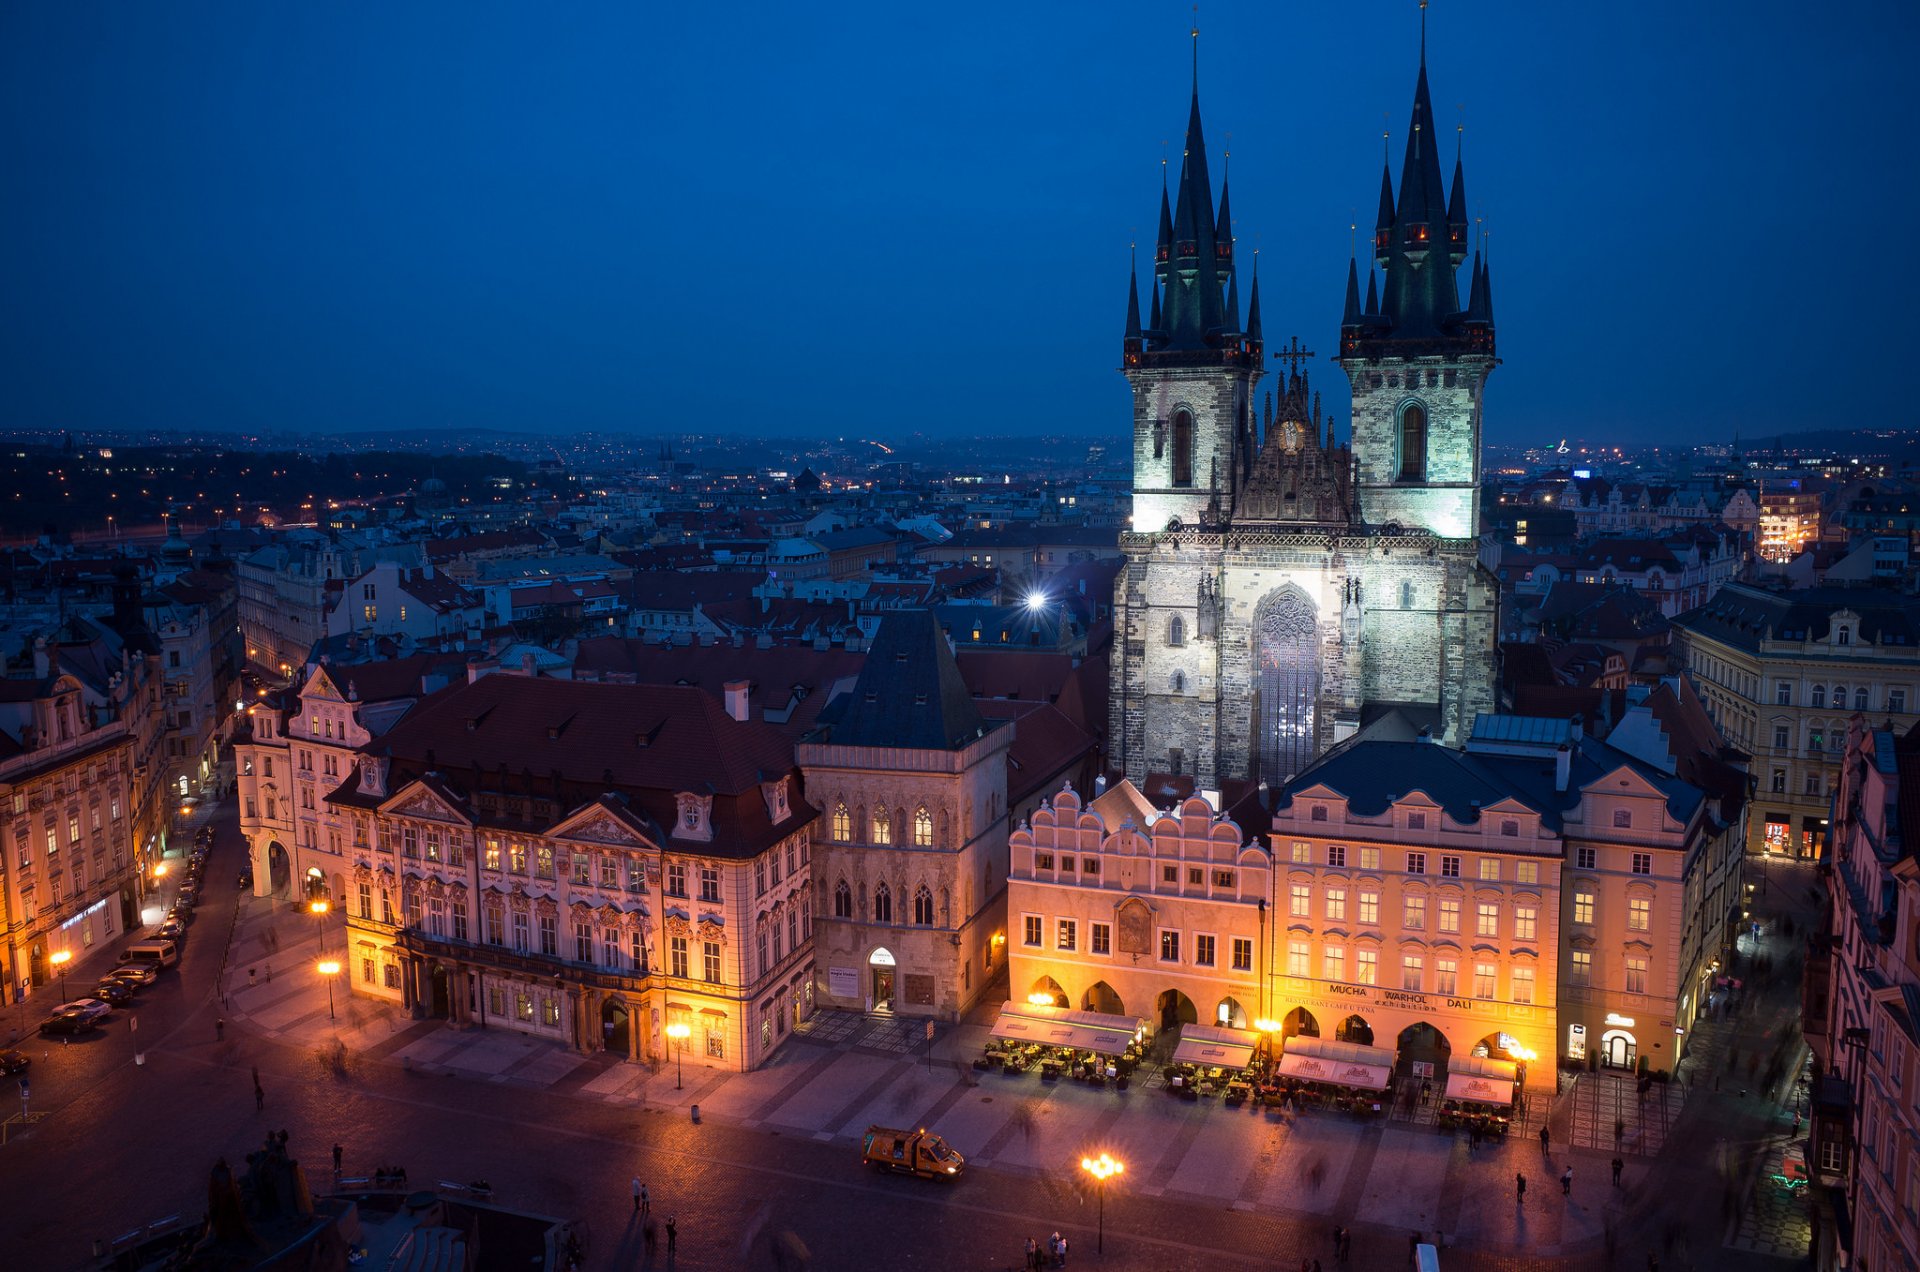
1674, 584, 1920, 858
1807, 719, 1920, 1272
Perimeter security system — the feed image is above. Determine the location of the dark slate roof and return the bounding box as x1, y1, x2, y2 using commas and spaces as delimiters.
1674, 583, 1920, 651
1275, 730, 1705, 833
806, 610, 996, 751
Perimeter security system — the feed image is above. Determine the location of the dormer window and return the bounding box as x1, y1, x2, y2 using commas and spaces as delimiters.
675, 792, 713, 842
1837, 624, 1852, 646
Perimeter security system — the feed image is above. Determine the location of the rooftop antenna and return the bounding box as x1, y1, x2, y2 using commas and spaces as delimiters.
1192, 4, 1200, 85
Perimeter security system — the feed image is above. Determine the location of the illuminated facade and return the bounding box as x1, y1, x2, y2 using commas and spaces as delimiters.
1110, 36, 1497, 788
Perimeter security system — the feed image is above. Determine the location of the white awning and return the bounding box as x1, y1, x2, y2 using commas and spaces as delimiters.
1170, 1024, 1259, 1069
1275, 1035, 1396, 1091
1276, 1051, 1390, 1090
1444, 1072, 1515, 1106
990, 1002, 1142, 1057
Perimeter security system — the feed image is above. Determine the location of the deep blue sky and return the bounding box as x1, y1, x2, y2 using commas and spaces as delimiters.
3, 2, 1914, 446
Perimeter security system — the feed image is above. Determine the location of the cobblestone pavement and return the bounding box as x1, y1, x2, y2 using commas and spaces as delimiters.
0, 806, 1825, 1272
1563, 1069, 1683, 1157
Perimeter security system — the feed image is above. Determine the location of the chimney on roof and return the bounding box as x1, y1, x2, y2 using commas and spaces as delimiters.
33, 636, 49, 679
1555, 743, 1572, 793
723, 680, 750, 723
521, 651, 537, 676
1570, 713, 1584, 740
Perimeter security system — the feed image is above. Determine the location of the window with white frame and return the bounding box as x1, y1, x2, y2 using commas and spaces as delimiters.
1625, 956, 1648, 995
1473, 963, 1497, 999
1287, 940, 1310, 976
1322, 945, 1345, 982
1514, 904, 1537, 942
1401, 954, 1423, 992
1628, 897, 1651, 931
1358, 890, 1379, 926
1569, 950, 1591, 986
1325, 886, 1347, 922
1511, 965, 1535, 1004
1476, 902, 1499, 937
1433, 958, 1457, 996
1438, 899, 1461, 933
1290, 883, 1311, 917
1403, 894, 1426, 930
1356, 949, 1377, 985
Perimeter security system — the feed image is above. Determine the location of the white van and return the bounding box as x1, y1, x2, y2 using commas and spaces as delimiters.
118, 938, 179, 968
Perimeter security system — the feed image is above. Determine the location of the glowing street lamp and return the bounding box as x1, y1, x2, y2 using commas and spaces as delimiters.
50, 949, 71, 1002
1027, 991, 1058, 1007
1080, 1152, 1124, 1252
665, 1022, 691, 1089
309, 898, 330, 953
316, 959, 341, 1020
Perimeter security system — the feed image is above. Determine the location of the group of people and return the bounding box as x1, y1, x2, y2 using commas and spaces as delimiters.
1021, 1230, 1069, 1268
629, 1178, 676, 1258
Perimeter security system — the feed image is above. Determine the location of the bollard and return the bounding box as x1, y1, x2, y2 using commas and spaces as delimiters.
690, 1103, 700, 1123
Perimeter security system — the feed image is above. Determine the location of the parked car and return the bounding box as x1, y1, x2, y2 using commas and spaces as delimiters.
0, 1048, 29, 1076
38, 1013, 95, 1037
156, 920, 186, 942
56, 998, 113, 1023
91, 980, 136, 1006
167, 906, 195, 927
106, 963, 159, 987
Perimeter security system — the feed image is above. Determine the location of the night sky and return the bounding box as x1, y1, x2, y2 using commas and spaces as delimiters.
2, 1, 1913, 447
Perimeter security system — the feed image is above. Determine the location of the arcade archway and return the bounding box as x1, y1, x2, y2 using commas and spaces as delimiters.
1155, 989, 1198, 1031
1397, 1022, 1452, 1074
266, 841, 290, 896
1027, 974, 1067, 1008
1082, 981, 1125, 1017
1281, 1007, 1321, 1040
1335, 1014, 1374, 1046
1215, 996, 1248, 1029
601, 998, 631, 1054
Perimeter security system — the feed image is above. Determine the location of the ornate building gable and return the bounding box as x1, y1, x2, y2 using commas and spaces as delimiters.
302, 665, 346, 703
547, 798, 657, 851
674, 792, 714, 842
1233, 369, 1352, 528
377, 779, 472, 826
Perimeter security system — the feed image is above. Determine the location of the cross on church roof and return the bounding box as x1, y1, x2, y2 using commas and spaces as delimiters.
1272, 336, 1317, 371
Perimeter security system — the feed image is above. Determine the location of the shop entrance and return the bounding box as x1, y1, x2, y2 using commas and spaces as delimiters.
266, 841, 290, 896
1600, 1030, 1637, 1069
870, 947, 897, 1012
303, 866, 329, 904
1082, 981, 1124, 1016
428, 965, 450, 1018
1215, 996, 1248, 1029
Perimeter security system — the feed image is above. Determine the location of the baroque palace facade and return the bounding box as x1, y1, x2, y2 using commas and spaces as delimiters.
239, 670, 816, 1073
1110, 32, 1498, 790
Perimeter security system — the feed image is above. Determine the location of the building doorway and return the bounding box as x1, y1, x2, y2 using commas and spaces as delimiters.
429, 965, 450, 1018
602, 998, 631, 1054
1082, 981, 1125, 1016
1029, 975, 1068, 1008
870, 947, 897, 1012
266, 841, 290, 896
1397, 1021, 1452, 1075
1215, 996, 1248, 1029
1600, 1030, 1637, 1069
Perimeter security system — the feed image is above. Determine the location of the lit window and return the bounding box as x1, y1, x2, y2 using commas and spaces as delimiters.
1628, 897, 1651, 931
1573, 887, 1595, 925
1290, 884, 1311, 917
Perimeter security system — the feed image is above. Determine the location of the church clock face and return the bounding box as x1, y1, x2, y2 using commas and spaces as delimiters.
1280, 420, 1304, 453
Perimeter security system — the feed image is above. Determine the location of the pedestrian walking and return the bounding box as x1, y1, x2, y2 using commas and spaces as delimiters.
640, 1182, 649, 1218
1614, 1118, 1625, 1146
333, 1143, 343, 1175
665, 1214, 676, 1257
1025, 1236, 1039, 1271
1339, 1228, 1351, 1262
265, 962, 272, 983
1539, 1125, 1550, 1155
1561, 1166, 1573, 1197
632, 1177, 642, 1214
248, 968, 257, 988
1049, 1230, 1062, 1268
1058, 1234, 1068, 1266
216, 1017, 226, 1042
1516, 1172, 1526, 1203
254, 1084, 264, 1112
1611, 1157, 1624, 1187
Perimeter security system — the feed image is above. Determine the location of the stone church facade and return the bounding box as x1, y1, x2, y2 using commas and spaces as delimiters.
1112, 42, 1500, 790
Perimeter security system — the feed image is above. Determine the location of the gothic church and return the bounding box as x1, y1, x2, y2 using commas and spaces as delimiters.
1111, 29, 1499, 789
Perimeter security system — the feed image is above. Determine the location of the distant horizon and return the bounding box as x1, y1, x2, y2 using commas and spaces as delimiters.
4, 4, 1915, 445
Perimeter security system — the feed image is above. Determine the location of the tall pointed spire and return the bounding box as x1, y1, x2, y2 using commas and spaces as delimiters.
1342, 254, 1363, 326
1149, 277, 1162, 333
1373, 146, 1396, 265
1124, 247, 1143, 343
1246, 251, 1264, 345
1161, 21, 1228, 350
1446, 129, 1470, 267
1364, 267, 1379, 317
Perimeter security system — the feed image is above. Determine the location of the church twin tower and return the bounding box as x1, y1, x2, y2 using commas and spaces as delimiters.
1112, 23, 1500, 789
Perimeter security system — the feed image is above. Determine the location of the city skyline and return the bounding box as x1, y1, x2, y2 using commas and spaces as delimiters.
4, 2, 1916, 445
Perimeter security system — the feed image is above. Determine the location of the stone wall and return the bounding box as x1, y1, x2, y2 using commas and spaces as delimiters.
1126, 364, 1258, 534
1346, 355, 1493, 539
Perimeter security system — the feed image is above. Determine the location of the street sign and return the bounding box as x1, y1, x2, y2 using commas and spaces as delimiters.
925, 1020, 935, 1043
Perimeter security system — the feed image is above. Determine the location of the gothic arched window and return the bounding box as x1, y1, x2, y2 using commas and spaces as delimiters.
833, 879, 852, 918
831, 801, 851, 843
1168, 615, 1186, 647
913, 886, 934, 926
913, 806, 934, 847
873, 883, 893, 924
1254, 589, 1321, 784
1397, 403, 1427, 482
1171, 409, 1194, 487
871, 804, 891, 845
1400, 580, 1415, 610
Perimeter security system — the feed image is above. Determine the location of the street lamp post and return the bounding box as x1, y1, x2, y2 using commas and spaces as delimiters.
309, 899, 330, 954
665, 1022, 690, 1089
50, 949, 71, 1002
316, 959, 341, 1020
1080, 1152, 1123, 1253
